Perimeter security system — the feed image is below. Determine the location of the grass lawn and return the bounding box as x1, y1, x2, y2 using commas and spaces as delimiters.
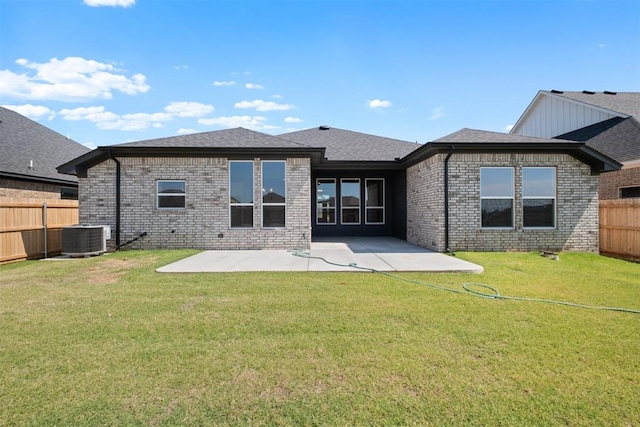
1, 250, 639, 425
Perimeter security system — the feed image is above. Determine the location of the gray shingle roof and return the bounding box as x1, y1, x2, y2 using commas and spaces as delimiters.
556, 117, 640, 164
434, 128, 568, 144
0, 107, 90, 184
406, 128, 620, 173
548, 91, 640, 118
280, 126, 420, 161
115, 127, 312, 149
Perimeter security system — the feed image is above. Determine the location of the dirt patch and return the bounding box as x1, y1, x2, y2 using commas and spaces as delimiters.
182, 295, 204, 311
85, 255, 158, 285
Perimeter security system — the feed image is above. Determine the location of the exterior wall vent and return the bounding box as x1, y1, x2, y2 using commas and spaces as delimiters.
62, 225, 111, 257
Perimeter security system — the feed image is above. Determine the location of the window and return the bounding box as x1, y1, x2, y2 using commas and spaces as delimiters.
365, 179, 385, 224
480, 168, 514, 228
523, 167, 556, 228
262, 161, 286, 228
230, 161, 254, 228
157, 180, 186, 209
60, 186, 78, 200
341, 178, 361, 224
620, 186, 640, 199
316, 179, 336, 225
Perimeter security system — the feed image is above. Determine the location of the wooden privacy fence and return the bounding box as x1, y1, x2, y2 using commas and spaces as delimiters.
600, 199, 640, 261
0, 198, 79, 264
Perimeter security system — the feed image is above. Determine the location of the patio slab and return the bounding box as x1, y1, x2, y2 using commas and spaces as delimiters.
157, 237, 483, 273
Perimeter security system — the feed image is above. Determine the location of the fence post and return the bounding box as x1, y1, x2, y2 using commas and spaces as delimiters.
43, 202, 48, 259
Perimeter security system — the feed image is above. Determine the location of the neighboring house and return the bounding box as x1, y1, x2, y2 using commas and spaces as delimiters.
58, 125, 619, 253
0, 107, 91, 200
511, 90, 640, 199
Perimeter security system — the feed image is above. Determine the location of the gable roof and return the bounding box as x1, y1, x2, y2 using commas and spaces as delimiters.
556, 117, 640, 165
547, 91, 640, 118
58, 127, 326, 177
511, 90, 640, 135
510, 90, 640, 164
280, 126, 420, 161
402, 128, 621, 174
434, 128, 564, 144
0, 107, 91, 185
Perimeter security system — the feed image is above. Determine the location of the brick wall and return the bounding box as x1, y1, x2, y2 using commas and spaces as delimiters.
79, 157, 312, 250
407, 153, 599, 252
599, 166, 640, 200
406, 154, 445, 251
0, 178, 66, 199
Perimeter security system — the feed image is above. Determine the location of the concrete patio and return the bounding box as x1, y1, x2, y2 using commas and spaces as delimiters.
157, 237, 483, 273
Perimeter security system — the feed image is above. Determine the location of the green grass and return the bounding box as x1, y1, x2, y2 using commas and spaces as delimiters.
1, 250, 639, 426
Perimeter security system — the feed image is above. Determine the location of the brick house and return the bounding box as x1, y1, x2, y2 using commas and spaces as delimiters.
59, 125, 619, 253
0, 107, 90, 200
511, 90, 640, 200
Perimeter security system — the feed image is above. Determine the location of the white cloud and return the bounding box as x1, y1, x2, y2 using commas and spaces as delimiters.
234, 99, 296, 111
164, 101, 214, 117
2, 104, 55, 120
176, 128, 198, 135
59, 106, 172, 131
84, 0, 135, 7
213, 80, 236, 87
173, 65, 188, 70
284, 117, 303, 123
271, 94, 283, 99
428, 106, 445, 120
0, 57, 149, 102
597, 43, 607, 48
245, 83, 264, 90
59, 106, 119, 122
504, 124, 514, 132
369, 99, 392, 108
198, 115, 267, 129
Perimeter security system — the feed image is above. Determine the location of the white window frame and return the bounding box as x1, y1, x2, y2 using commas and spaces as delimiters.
261, 160, 286, 228
157, 180, 186, 210
229, 160, 254, 229
365, 178, 385, 225
316, 178, 337, 225
522, 167, 556, 229
340, 178, 361, 225
480, 167, 514, 229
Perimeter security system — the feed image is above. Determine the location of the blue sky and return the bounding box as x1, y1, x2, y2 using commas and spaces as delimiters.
1, 0, 639, 148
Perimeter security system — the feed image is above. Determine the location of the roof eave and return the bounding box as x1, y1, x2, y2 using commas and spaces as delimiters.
313, 159, 405, 170
400, 141, 621, 174
1, 171, 79, 186
57, 146, 327, 178
510, 90, 545, 134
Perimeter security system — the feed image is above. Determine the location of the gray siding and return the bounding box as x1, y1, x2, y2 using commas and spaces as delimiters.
80, 157, 311, 250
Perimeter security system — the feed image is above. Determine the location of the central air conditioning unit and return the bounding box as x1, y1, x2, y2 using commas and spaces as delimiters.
62, 225, 111, 257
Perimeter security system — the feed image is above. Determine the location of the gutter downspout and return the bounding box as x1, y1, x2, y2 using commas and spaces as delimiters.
108, 151, 121, 248
444, 145, 454, 253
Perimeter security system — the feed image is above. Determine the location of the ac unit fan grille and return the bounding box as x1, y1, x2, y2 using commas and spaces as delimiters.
62, 226, 107, 256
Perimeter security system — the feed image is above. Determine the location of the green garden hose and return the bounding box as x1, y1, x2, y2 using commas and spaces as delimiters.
290, 250, 640, 315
